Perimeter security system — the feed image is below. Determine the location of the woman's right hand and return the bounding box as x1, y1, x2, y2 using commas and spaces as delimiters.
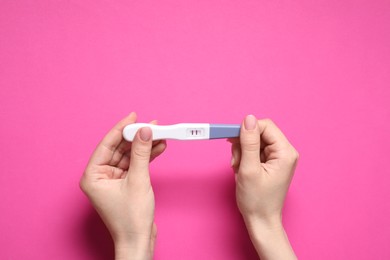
230, 115, 299, 260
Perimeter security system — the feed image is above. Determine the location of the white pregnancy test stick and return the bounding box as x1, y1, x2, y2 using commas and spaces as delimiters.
123, 123, 241, 141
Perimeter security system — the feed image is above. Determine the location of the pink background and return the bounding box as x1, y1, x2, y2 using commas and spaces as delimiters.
1, 0, 389, 259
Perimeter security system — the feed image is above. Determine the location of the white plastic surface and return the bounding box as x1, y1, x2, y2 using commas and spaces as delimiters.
122, 123, 211, 141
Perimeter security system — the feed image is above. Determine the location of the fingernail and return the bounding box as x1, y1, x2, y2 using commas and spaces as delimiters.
231, 157, 235, 167
244, 115, 257, 130
140, 127, 152, 142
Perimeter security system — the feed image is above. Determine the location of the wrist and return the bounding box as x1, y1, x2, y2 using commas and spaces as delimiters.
242, 213, 283, 232
114, 237, 153, 260
243, 215, 297, 260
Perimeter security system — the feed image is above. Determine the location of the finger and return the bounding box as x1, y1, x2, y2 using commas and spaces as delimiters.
258, 119, 299, 163
228, 135, 266, 149
108, 165, 126, 179
227, 137, 239, 144
90, 112, 137, 166
152, 139, 163, 148
127, 127, 153, 179
89, 165, 125, 180
150, 140, 167, 162
116, 139, 167, 170
231, 142, 241, 173
260, 148, 266, 163
117, 151, 131, 170
238, 115, 261, 175
149, 119, 166, 147
149, 119, 159, 144
109, 114, 150, 166
109, 140, 132, 166
257, 119, 290, 148
100, 112, 137, 153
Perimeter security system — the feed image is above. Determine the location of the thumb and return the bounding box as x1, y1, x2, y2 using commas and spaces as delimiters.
239, 115, 261, 175
128, 127, 153, 177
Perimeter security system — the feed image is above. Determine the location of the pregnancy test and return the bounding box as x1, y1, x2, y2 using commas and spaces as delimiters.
123, 123, 241, 141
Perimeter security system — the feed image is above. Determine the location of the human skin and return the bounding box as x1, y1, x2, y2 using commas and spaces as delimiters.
81, 113, 298, 259
80, 112, 167, 260
230, 115, 299, 260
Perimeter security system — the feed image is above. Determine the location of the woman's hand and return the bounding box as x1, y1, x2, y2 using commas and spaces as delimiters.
80, 112, 166, 260
230, 115, 298, 260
